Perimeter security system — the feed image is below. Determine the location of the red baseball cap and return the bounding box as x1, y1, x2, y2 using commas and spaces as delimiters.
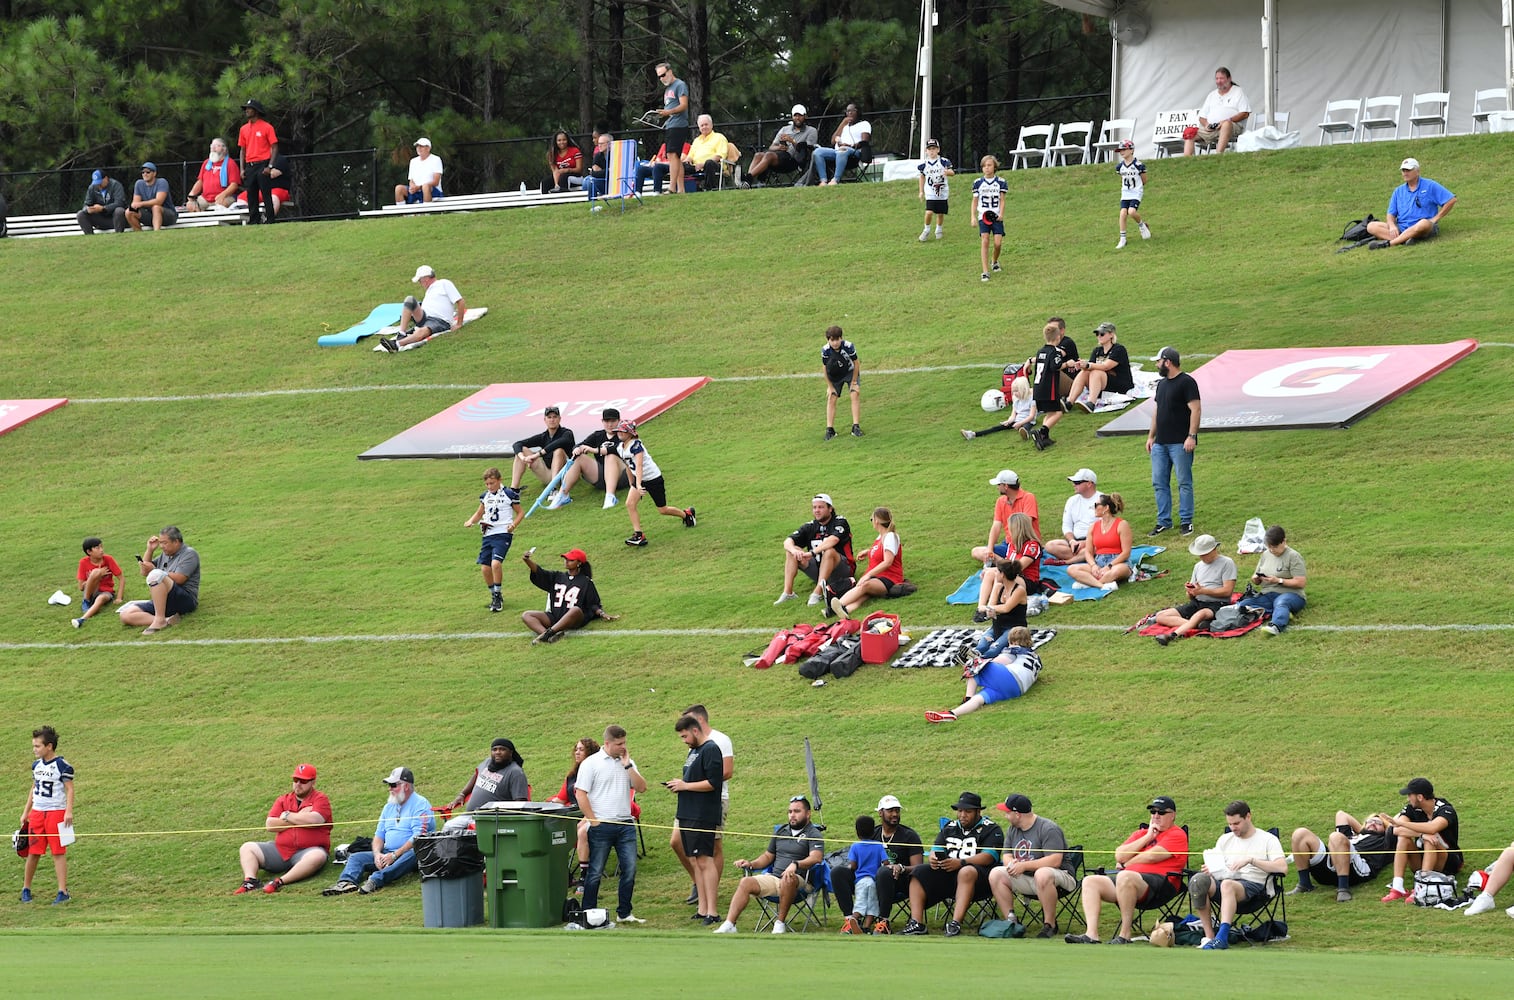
561, 548, 589, 562
291, 763, 317, 781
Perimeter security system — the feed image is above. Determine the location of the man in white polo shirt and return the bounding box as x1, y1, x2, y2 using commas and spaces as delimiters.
575, 724, 648, 923
1044, 469, 1100, 561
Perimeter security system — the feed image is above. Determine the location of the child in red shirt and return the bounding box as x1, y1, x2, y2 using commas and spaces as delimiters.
74, 536, 123, 629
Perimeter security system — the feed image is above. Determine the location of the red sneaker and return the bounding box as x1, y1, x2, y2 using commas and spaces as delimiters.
234, 878, 260, 895
263, 878, 284, 894
1380, 888, 1411, 903
925, 710, 958, 724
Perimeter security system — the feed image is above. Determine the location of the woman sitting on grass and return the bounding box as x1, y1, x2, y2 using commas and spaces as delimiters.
1066, 493, 1132, 591
829, 507, 911, 619
927, 627, 1042, 723
972, 561, 1028, 661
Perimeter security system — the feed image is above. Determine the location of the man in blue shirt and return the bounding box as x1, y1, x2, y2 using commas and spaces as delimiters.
322, 766, 432, 895
1368, 158, 1455, 249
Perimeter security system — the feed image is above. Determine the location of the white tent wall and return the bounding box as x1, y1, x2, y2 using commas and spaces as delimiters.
1046, 1, 1508, 157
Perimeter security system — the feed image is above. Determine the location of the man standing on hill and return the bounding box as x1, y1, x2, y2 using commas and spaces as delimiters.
655, 62, 690, 195
670, 705, 733, 905
1146, 346, 1201, 537
238, 98, 279, 224
1366, 158, 1456, 249
667, 713, 724, 924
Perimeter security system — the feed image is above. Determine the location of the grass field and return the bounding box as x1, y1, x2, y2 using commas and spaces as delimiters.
2, 132, 1513, 988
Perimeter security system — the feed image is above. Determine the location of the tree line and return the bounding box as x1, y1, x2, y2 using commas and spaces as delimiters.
0, 0, 1109, 174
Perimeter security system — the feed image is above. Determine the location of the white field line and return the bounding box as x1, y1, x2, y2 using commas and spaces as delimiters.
3, 620, 1512, 652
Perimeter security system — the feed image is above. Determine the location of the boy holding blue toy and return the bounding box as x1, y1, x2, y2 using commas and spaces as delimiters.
464, 467, 521, 613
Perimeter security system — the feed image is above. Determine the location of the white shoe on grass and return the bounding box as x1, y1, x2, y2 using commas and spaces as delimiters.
1466, 893, 1497, 916
714, 920, 737, 934
1139, 222, 1152, 239
773, 592, 798, 606
807, 593, 824, 606
602, 494, 619, 509
772, 920, 788, 934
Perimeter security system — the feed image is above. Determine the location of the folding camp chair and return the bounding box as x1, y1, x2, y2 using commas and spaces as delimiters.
1087, 824, 1191, 935
1013, 845, 1086, 932
751, 844, 833, 931
591, 139, 644, 214
931, 816, 1000, 930
1193, 827, 1289, 944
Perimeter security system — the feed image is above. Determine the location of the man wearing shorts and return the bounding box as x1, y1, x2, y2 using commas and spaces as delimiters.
234, 763, 333, 895
668, 713, 723, 924
901, 791, 1004, 936
671, 705, 733, 904
1151, 533, 1235, 646
1366, 158, 1456, 249
1381, 777, 1463, 902
1067, 795, 1189, 944
380, 264, 467, 352
655, 62, 690, 195
21, 726, 74, 904
776, 493, 855, 606
746, 105, 816, 187
1188, 800, 1286, 949
714, 795, 824, 934
120, 526, 200, 636
1288, 809, 1396, 902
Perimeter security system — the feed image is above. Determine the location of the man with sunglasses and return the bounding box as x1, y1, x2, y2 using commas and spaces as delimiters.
1366, 158, 1455, 249
1067, 795, 1189, 944
323, 766, 432, 896
234, 763, 333, 895
713, 794, 823, 934
125, 162, 177, 231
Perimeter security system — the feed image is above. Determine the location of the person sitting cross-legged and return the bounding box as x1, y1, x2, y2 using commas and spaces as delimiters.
1151, 534, 1236, 646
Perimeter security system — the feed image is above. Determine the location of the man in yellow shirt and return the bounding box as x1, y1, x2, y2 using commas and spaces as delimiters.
684, 115, 730, 191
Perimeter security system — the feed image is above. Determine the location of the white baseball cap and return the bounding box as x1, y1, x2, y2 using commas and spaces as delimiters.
812, 493, 834, 507
1068, 468, 1097, 484
1400, 157, 1419, 171
989, 470, 1020, 487
877, 795, 902, 811
411, 265, 435, 283
415, 137, 432, 147
791, 104, 807, 116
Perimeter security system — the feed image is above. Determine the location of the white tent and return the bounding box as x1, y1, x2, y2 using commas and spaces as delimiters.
1046, 0, 1514, 156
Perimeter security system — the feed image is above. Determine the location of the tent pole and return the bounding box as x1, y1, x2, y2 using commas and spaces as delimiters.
1262, 0, 1276, 129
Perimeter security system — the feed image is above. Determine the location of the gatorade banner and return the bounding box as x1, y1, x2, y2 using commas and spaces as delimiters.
0, 398, 67, 439
360, 377, 709, 459
1095, 340, 1477, 435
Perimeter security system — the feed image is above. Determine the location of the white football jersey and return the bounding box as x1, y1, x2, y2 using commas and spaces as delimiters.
479, 486, 521, 536
1116, 158, 1146, 202
31, 756, 73, 811
919, 156, 953, 199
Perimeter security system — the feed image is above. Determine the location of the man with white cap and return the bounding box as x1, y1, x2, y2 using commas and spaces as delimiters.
395, 137, 445, 204
830, 794, 925, 932
1045, 469, 1099, 562
776, 494, 855, 606
970, 470, 1040, 622
1366, 158, 1455, 249
379, 265, 466, 352
322, 767, 432, 896
1150, 533, 1236, 646
746, 105, 818, 187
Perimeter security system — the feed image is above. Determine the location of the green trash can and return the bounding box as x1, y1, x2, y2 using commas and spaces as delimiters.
474, 801, 580, 928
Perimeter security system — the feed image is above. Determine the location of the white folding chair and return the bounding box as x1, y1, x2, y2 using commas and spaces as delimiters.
1471, 88, 1508, 134
1152, 109, 1198, 158
1408, 92, 1450, 138
1091, 118, 1136, 162
1269, 110, 1290, 132
1045, 121, 1093, 167
1317, 98, 1361, 145
1009, 124, 1054, 169
1358, 95, 1402, 142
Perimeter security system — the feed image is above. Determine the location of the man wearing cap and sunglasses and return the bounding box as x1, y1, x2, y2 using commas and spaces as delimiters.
379, 264, 467, 353
1366, 159, 1455, 250
323, 767, 432, 896
776, 494, 855, 607
901, 791, 1004, 936
125, 163, 177, 231
235, 764, 334, 895
395, 137, 444, 205
830, 795, 925, 931
746, 105, 817, 187
1067, 796, 1188, 944
237, 98, 279, 224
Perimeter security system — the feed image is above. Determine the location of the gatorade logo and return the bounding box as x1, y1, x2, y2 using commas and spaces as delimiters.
1242, 354, 1389, 397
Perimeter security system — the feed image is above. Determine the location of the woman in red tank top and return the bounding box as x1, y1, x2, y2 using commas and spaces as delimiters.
1067, 492, 1132, 591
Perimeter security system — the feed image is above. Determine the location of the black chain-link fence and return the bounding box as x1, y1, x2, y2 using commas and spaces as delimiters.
1, 94, 1110, 221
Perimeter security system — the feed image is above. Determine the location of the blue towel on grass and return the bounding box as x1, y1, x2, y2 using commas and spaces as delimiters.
947, 546, 1166, 603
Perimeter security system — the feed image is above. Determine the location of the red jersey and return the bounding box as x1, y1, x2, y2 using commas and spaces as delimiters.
553, 146, 582, 171
238, 118, 279, 163
1008, 537, 1042, 585
268, 789, 333, 859
866, 533, 905, 585
77, 554, 123, 592
993, 490, 1040, 540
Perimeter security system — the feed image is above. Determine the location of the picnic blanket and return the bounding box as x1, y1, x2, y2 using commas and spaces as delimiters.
371, 307, 490, 350
892, 627, 1056, 669
1128, 605, 1269, 639
948, 545, 1166, 604
317, 303, 405, 346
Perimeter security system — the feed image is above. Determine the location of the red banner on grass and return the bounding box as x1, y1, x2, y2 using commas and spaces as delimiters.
359, 377, 710, 459
1096, 340, 1477, 435
0, 398, 67, 438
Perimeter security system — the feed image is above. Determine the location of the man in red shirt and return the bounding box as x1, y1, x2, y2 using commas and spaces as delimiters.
237, 98, 280, 224
969, 470, 1039, 622
1066, 795, 1189, 944
235, 763, 333, 895
183, 137, 243, 212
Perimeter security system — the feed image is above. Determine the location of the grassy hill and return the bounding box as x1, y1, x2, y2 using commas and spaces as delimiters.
2, 133, 1513, 988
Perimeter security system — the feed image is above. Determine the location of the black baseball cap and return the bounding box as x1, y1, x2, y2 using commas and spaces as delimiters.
1399, 777, 1434, 797
1148, 795, 1177, 814
951, 791, 984, 811
997, 793, 1033, 814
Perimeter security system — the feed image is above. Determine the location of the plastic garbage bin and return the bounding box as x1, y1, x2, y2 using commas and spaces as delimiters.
416, 831, 486, 928
473, 801, 580, 928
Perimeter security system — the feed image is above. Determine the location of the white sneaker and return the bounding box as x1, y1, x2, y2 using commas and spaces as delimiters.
961, 429, 975, 440
1100, 581, 1119, 592
934, 229, 943, 240
619, 913, 646, 924
773, 592, 798, 605
807, 593, 824, 606
1116, 236, 1127, 249
1263, 624, 1280, 636
918, 231, 929, 242
71, 618, 84, 628
713, 920, 738, 934
545, 492, 564, 510
48, 590, 71, 606
772, 920, 788, 934
602, 494, 619, 509
1466, 893, 1497, 916
1139, 222, 1152, 239
1506, 904, 1514, 918
1195, 937, 1212, 949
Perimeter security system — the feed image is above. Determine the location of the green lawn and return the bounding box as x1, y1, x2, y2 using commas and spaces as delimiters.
1, 133, 1512, 983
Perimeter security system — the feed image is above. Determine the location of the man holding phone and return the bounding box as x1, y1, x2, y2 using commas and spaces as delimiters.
119, 526, 200, 636
666, 714, 724, 924
901, 791, 1003, 936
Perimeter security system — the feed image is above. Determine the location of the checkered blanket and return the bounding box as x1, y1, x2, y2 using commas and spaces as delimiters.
891, 627, 1056, 668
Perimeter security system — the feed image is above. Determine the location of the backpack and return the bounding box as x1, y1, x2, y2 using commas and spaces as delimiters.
1340, 214, 1375, 242
1413, 869, 1457, 907
978, 918, 1026, 938
1211, 603, 1259, 631
1001, 362, 1026, 394
799, 636, 863, 679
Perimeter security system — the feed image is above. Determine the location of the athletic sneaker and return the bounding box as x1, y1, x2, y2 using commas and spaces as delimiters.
1139, 222, 1152, 239
1077, 400, 1096, 414
918, 231, 930, 242
851, 424, 863, 437
1263, 624, 1280, 636
1381, 887, 1412, 902
1031, 428, 1050, 451
378, 336, 399, 353
619, 914, 646, 924
871, 919, 891, 935
1466, 893, 1497, 916
901, 919, 927, 936
20, 888, 32, 903
944, 919, 962, 937
774, 592, 798, 606
1180, 523, 1194, 536
981, 272, 990, 282
682, 507, 697, 528
359, 876, 382, 894
840, 916, 860, 934
1065, 933, 1098, 944
490, 592, 504, 613
772, 920, 788, 934
71, 618, 83, 628
1099, 581, 1119, 592
234, 878, 261, 895
602, 494, 619, 509
1154, 633, 1174, 647
934, 229, 942, 239
263, 878, 284, 895
824, 427, 837, 441
547, 492, 572, 510
1337, 889, 1353, 902
961, 429, 976, 440
1147, 524, 1170, 537
1018, 425, 1032, 440
684, 886, 700, 905
1108, 935, 1132, 945
713, 920, 737, 933
700, 914, 720, 926
1116, 235, 1127, 249
1286, 884, 1314, 895
1368, 239, 1391, 250
991, 262, 1002, 272
925, 710, 957, 724
625, 531, 648, 547
1036, 924, 1058, 938
322, 880, 360, 896
972, 609, 989, 624
1199, 937, 1228, 950
830, 597, 852, 621
52, 891, 69, 905
807, 593, 824, 606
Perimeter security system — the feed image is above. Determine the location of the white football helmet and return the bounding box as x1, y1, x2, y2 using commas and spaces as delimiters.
980, 389, 1006, 412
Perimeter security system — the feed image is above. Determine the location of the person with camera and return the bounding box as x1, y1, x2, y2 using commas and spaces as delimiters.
1235, 524, 1307, 635
119, 526, 200, 636
1150, 533, 1235, 646
821, 325, 861, 440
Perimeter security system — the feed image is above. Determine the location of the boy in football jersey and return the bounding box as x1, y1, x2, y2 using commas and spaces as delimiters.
1029, 322, 1068, 451
821, 326, 862, 440
20, 725, 73, 904
917, 138, 954, 242
972, 155, 1007, 282
1113, 140, 1151, 249
605, 420, 696, 548
463, 468, 521, 613
74, 536, 123, 628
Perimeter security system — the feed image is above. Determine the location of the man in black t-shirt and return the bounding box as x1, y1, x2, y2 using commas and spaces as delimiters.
776, 494, 856, 607
549, 408, 631, 510
667, 714, 725, 923
510, 406, 576, 504
1288, 809, 1397, 902
902, 791, 1004, 936
832, 794, 925, 928
1146, 346, 1202, 537
1381, 778, 1462, 902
